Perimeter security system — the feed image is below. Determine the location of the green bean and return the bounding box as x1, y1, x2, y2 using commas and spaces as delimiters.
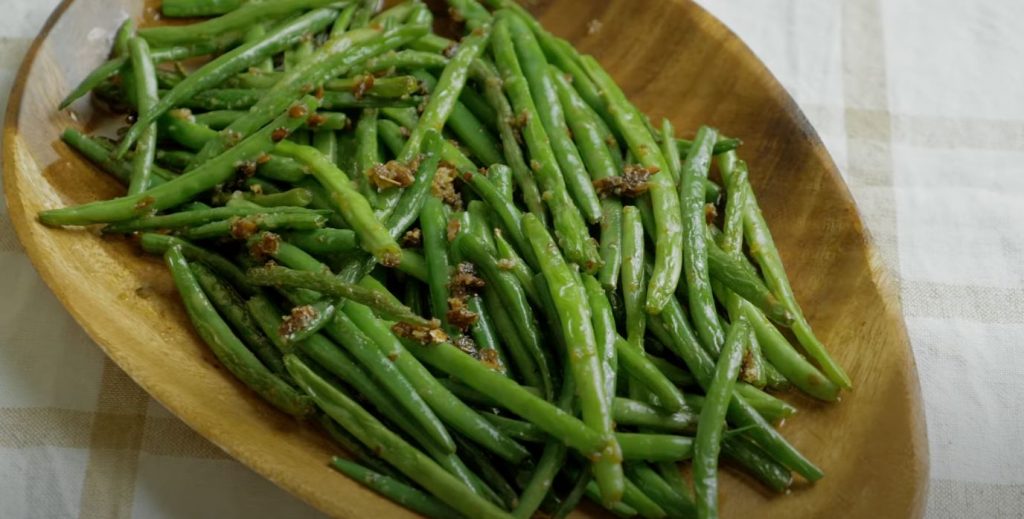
320, 415, 402, 480
284, 356, 512, 519
127, 37, 159, 194
118, 8, 339, 157
694, 318, 749, 519
582, 274, 618, 412
174, 88, 419, 111
511, 361, 575, 519
140, 233, 255, 296
155, 149, 194, 171
475, 60, 548, 225
706, 240, 792, 326
225, 73, 421, 98
385, 130, 444, 238
678, 126, 725, 355
481, 414, 547, 443
615, 337, 686, 413
482, 287, 543, 390
354, 108, 381, 208
620, 206, 647, 351
713, 281, 838, 401
613, 398, 698, 433
59, 129, 175, 186
420, 197, 452, 328
579, 56, 682, 313
60, 38, 231, 110
618, 478, 667, 519
647, 355, 696, 387
650, 297, 820, 480
189, 263, 285, 376
616, 433, 693, 463
413, 70, 502, 166
193, 109, 349, 132
329, 458, 462, 519
188, 20, 429, 169
486, 163, 513, 200
164, 246, 313, 417
584, 482, 639, 518
454, 436, 520, 510
274, 140, 402, 266
362, 50, 449, 72
495, 22, 600, 270
180, 213, 324, 240
405, 339, 605, 456
553, 469, 592, 519
398, 26, 490, 163
659, 119, 683, 185
322, 309, 455, 453
467, 295, 508, 373
462, 169, 537, 269
311, 128, 338, 166
247, 295, 446, 456
625, 463, 696, 519
458, 233, 552, 398
39, 97, 317, 226
246, 265, 429, 327
161, 0, 243, 18
344, 301, 528, 463
522, 214, 622, 503
505, 15, 602, 225
721, 435, 793, 493
104, 206, 322, 234
718, 151, 851, 389
550, 63, 626, 286
678, 137, 742, 157
139, 0, 336, 46
492, 231, 541, 306
237, 188, 314, 208
282, 228, 357, 255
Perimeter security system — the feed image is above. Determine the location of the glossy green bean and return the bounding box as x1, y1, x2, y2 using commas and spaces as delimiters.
127, 37, 159, 194
491, 17, 599, 270
621, 206, 647, 351
625, 463, 696, 519
385, 130, 444, 238
329, 458, 463, 519
718, 151, 851, 389
420, 196, 452, 329
139, 0, 336, 46
506, 14, 602, 224
678, 126, 725, 355
398, 25, 490, 163
284, 356, 512, 519
165, 246, 313, 417
582, 274, 618, 413
615, 337, 686, 413
40, 97, 317, 226
344, 301, 528, 463
187, 20, 429, 169
274, 140, 401, 266
117, 8, 339, 157
578, 55, 681, 313
522, 214, 622, 503
694, 318, 749, 519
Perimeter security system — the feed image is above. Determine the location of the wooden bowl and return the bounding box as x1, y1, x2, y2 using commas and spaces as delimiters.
2, 0, 928, 517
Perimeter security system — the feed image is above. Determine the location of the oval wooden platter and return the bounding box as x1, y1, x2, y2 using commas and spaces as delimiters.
2, 0, 928, 517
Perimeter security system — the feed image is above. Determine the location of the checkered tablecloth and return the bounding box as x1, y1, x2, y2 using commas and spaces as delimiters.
3, 0, 1022, 517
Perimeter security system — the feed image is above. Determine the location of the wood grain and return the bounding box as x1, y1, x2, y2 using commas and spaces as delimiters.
2, 0, 929, 517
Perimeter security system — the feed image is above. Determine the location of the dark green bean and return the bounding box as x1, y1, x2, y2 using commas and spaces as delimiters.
164, 246, 313, 417
329, 458, 463, 519
694, 318, 749, 519
39, 97, 318, 226
284, 356, 512, 519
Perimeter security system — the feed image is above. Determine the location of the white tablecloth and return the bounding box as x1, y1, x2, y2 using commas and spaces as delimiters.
3, 0, 1022, 517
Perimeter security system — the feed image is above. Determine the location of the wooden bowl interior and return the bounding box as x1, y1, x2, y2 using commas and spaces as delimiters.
2, 0, 928, 517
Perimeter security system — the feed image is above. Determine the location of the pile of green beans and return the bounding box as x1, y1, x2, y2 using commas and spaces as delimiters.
45, 1, 850, 517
